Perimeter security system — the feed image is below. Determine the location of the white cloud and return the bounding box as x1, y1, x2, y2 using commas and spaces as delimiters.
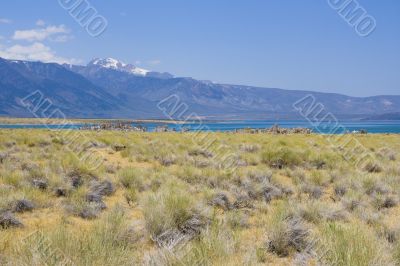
50, 34, 73, 43
0, 42, 81, 64
0, 18, 12, 24
36, 19, 46, 26
12, 25, 70, 42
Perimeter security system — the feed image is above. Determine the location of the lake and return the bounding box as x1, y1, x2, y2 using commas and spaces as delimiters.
1, 120, 400, 134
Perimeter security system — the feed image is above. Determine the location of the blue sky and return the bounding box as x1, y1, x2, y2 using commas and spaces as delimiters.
0, 0, 399, 96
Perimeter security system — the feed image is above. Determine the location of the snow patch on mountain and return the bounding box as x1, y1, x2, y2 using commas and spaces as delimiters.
89, 57, 150, 76
382, 99, 393, 106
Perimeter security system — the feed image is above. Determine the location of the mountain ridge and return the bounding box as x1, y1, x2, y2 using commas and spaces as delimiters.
1, 57, 400, 120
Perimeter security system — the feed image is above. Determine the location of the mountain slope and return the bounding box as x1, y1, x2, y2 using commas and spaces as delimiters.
70, 58, 400, 119
362, 112, 400, 121
0, 58, 127, 118
1, 57, 400, 119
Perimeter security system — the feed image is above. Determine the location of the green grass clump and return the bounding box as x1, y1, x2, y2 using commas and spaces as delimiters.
318, 222, 391, 266
261, 147, 302, 168
13, 206, 134, 266
142, 180, 200, 238
179, 220, 237, 265
118, 168, 146, 190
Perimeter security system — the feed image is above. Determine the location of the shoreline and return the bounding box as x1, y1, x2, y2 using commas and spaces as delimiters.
0, 128, 398, 135
1, 117, 399, 125
0, 118, 399, 134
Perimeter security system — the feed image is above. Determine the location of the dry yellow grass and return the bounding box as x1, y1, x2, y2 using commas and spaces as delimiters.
1, 129, 400, 265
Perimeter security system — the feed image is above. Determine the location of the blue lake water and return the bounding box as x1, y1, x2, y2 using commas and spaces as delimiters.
0, 120, 400, 134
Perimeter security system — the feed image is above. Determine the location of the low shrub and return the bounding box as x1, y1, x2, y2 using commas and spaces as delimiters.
239, 144, 261, 153
334, 184, 347, 197
0, 211, 23, 229
266, 202, 311, 257
89, 180, 115, 197
210, 192, 232, 210
267, 216, 310, 257
157, 155, 177, 166
302, 184, 323, 199
364, 162, 383, 173
11, 199, 35, 213
226, 210, 249, 229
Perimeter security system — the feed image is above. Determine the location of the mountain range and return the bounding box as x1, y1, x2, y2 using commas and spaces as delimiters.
1, 57, 400, 120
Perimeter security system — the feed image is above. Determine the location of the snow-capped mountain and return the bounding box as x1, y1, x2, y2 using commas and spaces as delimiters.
2, 56, 400, 119
89, 58, 150, 76
85, 58, 174, 79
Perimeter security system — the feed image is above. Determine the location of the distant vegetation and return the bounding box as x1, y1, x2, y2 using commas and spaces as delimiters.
1, 129, 400, 265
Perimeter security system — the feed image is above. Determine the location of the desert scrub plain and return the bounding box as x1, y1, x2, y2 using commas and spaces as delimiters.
0, 129, 400, 265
